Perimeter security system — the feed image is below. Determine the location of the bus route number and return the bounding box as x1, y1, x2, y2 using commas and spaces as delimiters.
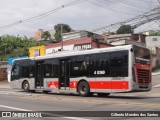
94, 71, 105, 75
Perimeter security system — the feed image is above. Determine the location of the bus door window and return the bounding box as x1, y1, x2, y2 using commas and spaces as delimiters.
44, 59, 52, 77
59, 59, 70, 88
52, 60, 58, 78
35, 61, 44, 87
29, 61, 35, 78
61, 61, 65, 77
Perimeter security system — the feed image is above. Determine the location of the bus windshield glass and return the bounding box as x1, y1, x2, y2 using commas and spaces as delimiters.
133, 46, 150, 60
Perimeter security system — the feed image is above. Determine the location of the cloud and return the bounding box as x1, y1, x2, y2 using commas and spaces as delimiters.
0, 0, 159, 37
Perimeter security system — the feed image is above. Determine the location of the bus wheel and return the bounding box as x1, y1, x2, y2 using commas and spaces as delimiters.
22, 81, 30, 92
78, 81, 90, 97
97, 93, 110, 97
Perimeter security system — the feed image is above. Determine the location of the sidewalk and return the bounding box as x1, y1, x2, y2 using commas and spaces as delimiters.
152, 70, 160, 76
0, 81, 10, 89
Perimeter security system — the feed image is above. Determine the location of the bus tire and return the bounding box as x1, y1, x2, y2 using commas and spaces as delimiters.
78, 81, 90, 97
22, 81, 30, 92
97, 93, 110, 97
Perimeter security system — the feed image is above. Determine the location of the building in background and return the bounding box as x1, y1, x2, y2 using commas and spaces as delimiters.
45, 30, 112, 55
29, 45, 45, 57
33, 29, 43, 41
49, 29, 56, 40
145, 36, 160, 68
105, 34, 146, 46
145, 36, 160, 48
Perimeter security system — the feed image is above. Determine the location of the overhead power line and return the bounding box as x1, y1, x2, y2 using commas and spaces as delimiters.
88, 0, 138, 15
92, 6, 160, 34
0, 0, 87, 30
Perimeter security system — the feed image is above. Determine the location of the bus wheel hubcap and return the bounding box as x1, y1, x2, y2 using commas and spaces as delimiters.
24, 84, 28, 89
81, 85, 86, 93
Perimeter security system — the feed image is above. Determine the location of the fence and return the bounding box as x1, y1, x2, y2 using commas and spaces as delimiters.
0, 61, 7, 82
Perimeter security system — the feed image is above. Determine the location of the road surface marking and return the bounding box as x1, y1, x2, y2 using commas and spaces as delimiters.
0, 105, 91, 120
63, 117, 91, 120
0, 105, 30, 111
153, 84, 160, 88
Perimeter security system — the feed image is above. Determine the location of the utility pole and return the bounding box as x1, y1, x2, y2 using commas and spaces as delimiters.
157, 0, 160, 28
61, 24, 63, 50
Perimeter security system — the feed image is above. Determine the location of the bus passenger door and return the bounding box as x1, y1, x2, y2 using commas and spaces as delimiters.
59, 59, 70, 89
35, 61, 44, 88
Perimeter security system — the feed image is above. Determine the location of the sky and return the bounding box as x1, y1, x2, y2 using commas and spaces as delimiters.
0, 0, 159, 37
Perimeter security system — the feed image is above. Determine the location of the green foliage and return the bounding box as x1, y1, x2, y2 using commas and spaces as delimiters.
54, 23, 72, 42
147, 30, 160, 36
54, 31, 61, 42
152, 65, 160, 72
116, 25, 133, 34
0, 35, 48, 61
41, 31, 51, 40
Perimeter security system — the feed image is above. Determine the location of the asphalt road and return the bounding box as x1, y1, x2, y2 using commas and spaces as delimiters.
0, 75, 160, 120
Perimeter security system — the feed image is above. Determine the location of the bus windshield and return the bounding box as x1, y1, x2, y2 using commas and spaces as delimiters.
133, 45, 150, 60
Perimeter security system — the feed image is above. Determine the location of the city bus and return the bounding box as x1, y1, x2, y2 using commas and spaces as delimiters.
10, 45, 152, 97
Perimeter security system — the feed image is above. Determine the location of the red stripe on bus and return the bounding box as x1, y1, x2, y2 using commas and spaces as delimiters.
89, 81, 128, 89
111, 81, 128, 89
48, 81, 58, 88
48, 81, 128, 90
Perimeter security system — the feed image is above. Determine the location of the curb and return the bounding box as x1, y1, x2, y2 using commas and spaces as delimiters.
152, 72, 160, 76
0, 82, 9, 85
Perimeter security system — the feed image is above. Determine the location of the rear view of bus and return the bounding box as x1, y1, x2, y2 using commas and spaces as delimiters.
132, 45, 152, 92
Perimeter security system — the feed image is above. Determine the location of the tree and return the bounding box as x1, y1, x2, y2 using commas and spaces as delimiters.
116, 25, 133, 34
41, 31, 51, 40
54, 23, 72, 42
0, 35, 49, 61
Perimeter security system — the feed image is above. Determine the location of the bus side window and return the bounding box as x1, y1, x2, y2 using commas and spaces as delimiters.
71, 55, 90, 77
45, 64, 51, 77
110, 50, 128, 77
80, 61, 89, 70
44, 59, 58, 78
12, 65, 20, 76
11, 64, 21, 81
21, 66, 29, 77
29, 66, 35, 77
29, 61, 35, 77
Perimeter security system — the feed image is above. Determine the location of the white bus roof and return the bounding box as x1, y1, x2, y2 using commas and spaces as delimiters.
35, 45, 132, 60
14, 45, 133, 62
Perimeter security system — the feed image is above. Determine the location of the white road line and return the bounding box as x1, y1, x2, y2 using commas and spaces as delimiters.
0, 91, 32, 96
153, 84, 160, 88
0, 105, 91, 120
0, 105, 30, 111
63, 117, 91, 120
